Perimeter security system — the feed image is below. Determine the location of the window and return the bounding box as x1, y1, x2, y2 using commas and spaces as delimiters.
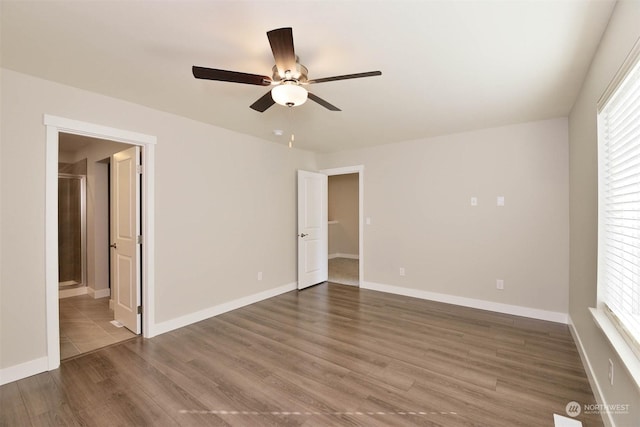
597, 39, 640, 364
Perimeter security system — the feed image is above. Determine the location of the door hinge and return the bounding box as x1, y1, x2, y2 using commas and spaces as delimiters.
137, 306, 142, 314
137, 235, 143, 244
137, 164, 143, 174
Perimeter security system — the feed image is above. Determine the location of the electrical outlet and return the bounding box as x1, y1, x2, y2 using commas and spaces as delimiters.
399, 267, 406, 277
257, 272, 263, 281
608, 359, 614, 385
496, 279, 504, 290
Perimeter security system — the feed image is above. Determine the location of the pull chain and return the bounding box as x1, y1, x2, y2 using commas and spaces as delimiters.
288, 106, 294, 149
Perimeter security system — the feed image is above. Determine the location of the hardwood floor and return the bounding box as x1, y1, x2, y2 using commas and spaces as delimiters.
1, 283, 602, 426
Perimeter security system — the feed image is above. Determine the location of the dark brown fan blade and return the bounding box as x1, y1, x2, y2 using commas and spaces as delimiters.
267, 27, 297, 76
308, 92, 341, 111
250, 91, 276, 112
192, 66, 272, 86
307, 71, 382, 84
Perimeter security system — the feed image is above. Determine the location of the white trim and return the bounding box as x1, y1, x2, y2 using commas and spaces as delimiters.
58, 286, 88, 299
568, 315, 614, 427
553, 414, 584, 427
321, 165, 364, 287
88, 287, 111, 299
45, 125, 60, 370
0, 357, 48, 386
362, 281, 569, 324
152, 282, 297, 336
597, 36, 640, 112
590, 308, 640, 391
43, 115, 157, 145
44, 115, 157, 376
328, 253, 359, 260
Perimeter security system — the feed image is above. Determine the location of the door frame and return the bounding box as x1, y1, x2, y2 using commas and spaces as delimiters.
320, 165, 364, 286
44, 114, 157, 371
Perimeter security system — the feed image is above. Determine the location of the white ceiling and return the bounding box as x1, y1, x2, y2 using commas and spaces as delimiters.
1, 0, 616, 153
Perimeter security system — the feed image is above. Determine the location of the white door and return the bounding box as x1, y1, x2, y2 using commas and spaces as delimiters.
297, 170, 328, 290
111, 146, 141, 333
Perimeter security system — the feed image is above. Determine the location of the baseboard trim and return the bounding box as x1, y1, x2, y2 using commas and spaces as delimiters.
151, 282, 297, 336
58, 286, 88, 299
568, 316, 614, 427
87, 287, 110, 299
328, 253, 359, 260
0, 356, 48, 386
361, 281, 569, 324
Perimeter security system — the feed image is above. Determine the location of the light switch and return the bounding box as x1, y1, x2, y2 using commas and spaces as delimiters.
366, 217, 371, 225
471, 197, 478, 206
497, 196, 505, 206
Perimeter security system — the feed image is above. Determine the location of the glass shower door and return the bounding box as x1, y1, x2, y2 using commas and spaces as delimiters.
58, 174, 86, 288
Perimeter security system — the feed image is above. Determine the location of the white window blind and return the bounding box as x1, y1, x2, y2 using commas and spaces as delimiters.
599, 52, 640, 353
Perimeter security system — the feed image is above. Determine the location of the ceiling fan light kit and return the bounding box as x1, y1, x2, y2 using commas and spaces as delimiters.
192, 27, 381, 113
271, 82, 308, 107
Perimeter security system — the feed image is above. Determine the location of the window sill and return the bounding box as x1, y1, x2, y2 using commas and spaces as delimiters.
589, 307, 640, 390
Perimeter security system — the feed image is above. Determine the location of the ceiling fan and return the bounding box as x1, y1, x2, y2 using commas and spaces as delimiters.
192, 27, 382, 112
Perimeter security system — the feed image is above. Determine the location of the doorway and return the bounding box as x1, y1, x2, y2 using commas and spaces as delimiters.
57, 134, 139, 359
328, 173, 360, 286
322, 166, 364, 287
45, 115, 156, 371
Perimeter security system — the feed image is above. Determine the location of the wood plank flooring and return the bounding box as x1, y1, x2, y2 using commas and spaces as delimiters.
1, 283, 603, 426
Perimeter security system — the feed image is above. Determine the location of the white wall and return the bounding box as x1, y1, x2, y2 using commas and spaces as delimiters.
319, 118, 569, 319
0, 69, 315, 371
568, 1, 640, 425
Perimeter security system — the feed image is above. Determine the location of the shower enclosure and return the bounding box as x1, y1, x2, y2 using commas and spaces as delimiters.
58, 173, 87, 288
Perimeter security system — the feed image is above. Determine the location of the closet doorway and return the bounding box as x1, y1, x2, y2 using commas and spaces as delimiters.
323, 166, 364, 287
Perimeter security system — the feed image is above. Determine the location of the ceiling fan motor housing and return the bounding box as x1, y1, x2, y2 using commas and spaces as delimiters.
272, 60, 308, 83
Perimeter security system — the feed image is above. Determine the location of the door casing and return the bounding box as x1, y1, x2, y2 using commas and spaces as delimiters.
44, 115, 156, 371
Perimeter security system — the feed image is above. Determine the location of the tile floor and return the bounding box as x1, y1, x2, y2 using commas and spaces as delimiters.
328, 257, 359, 286
59, 294, 137, 359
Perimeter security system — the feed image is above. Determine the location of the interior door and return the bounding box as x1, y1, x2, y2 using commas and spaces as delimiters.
297, 170, 328, 290
111, 146, 141, 333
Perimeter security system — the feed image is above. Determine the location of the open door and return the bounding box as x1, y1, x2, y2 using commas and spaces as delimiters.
111, 146, 141, 333
297, 170, 328, 290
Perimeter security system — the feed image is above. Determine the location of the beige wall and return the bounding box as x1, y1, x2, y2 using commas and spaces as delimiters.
328, 173, 359, 257
319, 118, 569, 315
0, 69, 316, 369
568, 1, 640, 424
